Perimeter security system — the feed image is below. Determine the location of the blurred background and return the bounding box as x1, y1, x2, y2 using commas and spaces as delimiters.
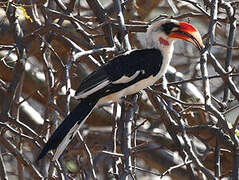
0, 0, 239, 179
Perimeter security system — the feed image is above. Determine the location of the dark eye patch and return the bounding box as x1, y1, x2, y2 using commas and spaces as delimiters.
161, 22, 180, 35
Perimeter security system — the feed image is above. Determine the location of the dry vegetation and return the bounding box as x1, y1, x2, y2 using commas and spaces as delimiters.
0, 0, 239, 179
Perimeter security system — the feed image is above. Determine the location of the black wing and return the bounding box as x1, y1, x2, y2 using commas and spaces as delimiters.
75, 48, 163, 99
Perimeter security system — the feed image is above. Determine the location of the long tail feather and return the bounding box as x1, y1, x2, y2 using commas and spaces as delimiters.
37, 98, 98, 161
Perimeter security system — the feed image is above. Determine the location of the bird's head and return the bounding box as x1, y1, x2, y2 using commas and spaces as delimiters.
146, 19, 204, 51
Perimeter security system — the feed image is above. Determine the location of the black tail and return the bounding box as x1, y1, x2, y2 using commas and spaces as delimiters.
37, 98, 98, 161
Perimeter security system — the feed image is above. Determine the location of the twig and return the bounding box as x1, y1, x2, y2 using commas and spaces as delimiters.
77, 132, 97, 180
74, 46, 117, 63
167, 73, 239, 86
161, 160, 193, 178
221, 0, 237, 103
112, 102, 119, 178
200, 0, 217, 107
55, 34, 102, 67
180, 120, 217, 179
200, 0, 238, 145
0, 121, 41, 148
37, 34, 65, 67
119, 94, 138, 180
232, 152, 239, 180
180, 0, 210, 17
101, 150, 124, 158
86, 0, 114, 46
0, 148, 8, 180
113, 0, 131, 50
0, 45, 15, 50
130, 166, 161, 176
160, 91, 215, 179
146, 92, 197, 179
213, 42, 239, 49
0, 2, 26, 123
65, 49, 75, 115
209, 53, 239, 102
0, 136, 43, 179
148, 87, 204, 106
215, 140, 221, 177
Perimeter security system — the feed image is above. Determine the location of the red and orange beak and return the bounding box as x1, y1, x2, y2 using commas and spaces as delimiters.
168, 21, 204, 51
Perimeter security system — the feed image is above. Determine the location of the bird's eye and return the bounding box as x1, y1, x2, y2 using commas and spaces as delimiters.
161, 22, 180, 35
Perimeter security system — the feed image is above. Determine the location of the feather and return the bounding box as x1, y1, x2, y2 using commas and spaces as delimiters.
112, 70, 140, 84
37, 98, 98, 161
75, 80, 110, 99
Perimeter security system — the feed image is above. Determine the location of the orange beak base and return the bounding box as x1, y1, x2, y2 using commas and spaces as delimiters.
168, 21, 204, 51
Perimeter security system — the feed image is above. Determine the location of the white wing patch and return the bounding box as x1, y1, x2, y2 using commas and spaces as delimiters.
112, 70, 140, 84
75, 80, 110, 99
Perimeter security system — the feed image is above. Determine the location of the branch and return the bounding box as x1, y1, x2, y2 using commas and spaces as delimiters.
0, 148, 8, 180
1, 2, 26, 122
77, 132, 97, 180
119, 94, 138, 179
0, 136, 42, 179
86, 0, 114, 46
221, 0, 237, 103
113, 0, 131, 50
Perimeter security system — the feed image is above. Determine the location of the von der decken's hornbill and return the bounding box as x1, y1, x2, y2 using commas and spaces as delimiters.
37, 19, 203, 161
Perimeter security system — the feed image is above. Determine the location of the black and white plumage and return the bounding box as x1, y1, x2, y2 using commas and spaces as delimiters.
37, 19, 203, 161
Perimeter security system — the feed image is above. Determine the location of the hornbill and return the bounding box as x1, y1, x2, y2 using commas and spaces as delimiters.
37, 19, 203, 161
